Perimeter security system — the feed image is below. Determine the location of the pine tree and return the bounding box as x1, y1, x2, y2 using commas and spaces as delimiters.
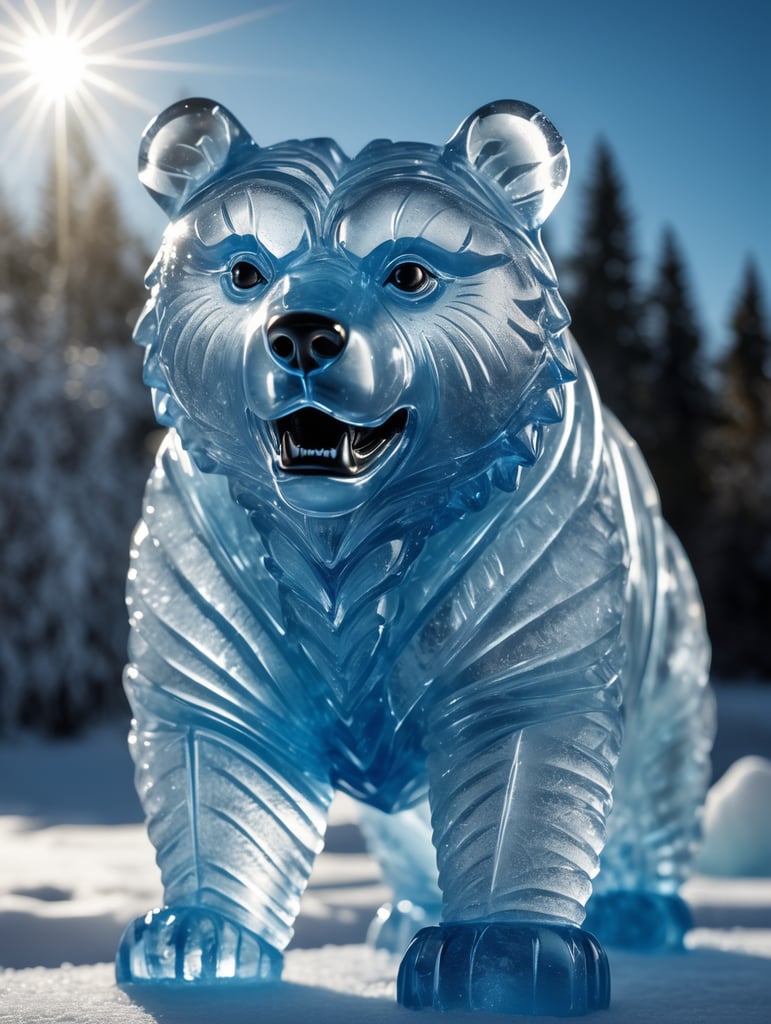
566, 141, 653, 448
0, 126, 155, 734
723, 261, 770, 441
35, 117, 149, 349
711, 261, 771, 677
0, 187, 39, 340
645, 228, 714, 562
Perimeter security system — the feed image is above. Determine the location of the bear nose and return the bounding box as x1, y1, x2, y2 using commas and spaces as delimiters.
267, 313, 347, 374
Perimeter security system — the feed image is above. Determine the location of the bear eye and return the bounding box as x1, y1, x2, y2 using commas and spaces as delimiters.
386, 262, 434, 294
231, 260, 266, 289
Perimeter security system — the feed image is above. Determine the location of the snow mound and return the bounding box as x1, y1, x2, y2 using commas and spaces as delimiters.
698, 756, 771, 877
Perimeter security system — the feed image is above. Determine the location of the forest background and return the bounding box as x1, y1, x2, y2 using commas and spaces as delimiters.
0, 126, 769, 735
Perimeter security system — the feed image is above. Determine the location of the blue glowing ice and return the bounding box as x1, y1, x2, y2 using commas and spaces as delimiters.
116, 98, 715, 1014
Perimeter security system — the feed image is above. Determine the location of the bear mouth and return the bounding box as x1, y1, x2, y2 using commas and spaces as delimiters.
275, 407, 408, 477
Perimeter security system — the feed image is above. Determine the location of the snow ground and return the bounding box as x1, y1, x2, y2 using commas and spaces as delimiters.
1, 684, 770, 1022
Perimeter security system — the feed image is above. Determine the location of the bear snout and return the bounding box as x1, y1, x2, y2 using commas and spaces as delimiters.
266, 313, 347, 375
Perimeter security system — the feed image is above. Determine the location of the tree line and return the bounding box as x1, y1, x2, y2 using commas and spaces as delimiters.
561, 142, 770, 684
0, 128, 154, 734
0, 131, 769, 735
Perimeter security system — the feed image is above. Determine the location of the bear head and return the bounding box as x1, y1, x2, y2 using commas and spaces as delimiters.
134, 99, 575, 523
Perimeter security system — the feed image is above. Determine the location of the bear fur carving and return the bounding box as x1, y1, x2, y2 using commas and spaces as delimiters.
116, 99, 715, 1016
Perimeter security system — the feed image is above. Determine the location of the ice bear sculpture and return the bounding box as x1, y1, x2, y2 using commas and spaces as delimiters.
116, 98, 715, 1015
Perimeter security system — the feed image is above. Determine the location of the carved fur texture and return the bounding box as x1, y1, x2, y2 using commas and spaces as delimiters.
118, 100, 714, 1005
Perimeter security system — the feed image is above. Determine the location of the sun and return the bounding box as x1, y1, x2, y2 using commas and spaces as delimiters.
22, 29, 86, 100
1, 2, 279, 125
0, 0, 280, 264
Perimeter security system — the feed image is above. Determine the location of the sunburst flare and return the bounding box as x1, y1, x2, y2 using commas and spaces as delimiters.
0, 0, 281, 263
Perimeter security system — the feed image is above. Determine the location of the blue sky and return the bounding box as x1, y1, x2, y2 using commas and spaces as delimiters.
2, 0, 769, 351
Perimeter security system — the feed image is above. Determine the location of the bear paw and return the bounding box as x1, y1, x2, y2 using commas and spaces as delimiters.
367, 899, 442, 953
583, 891, 692, 950
397, 921, 610, 1016
115, 906, 283, 984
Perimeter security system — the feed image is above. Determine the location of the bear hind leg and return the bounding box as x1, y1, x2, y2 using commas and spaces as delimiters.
586, 530, 715, 950
358, 799, 442, 953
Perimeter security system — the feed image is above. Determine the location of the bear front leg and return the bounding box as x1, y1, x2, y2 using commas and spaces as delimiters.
116, 706, 333, 985
398, 702, 621, 1015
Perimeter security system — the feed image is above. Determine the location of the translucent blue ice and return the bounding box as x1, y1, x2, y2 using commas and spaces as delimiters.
116, 98, 715, 1015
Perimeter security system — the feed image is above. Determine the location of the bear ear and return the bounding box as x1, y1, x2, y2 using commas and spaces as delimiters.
138, 98, 258, 218
446, 100, 569, 230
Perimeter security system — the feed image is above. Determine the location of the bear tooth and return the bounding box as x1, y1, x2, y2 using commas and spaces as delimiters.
300, 447, 333, 458
337, 430, 355, 472
280, 430, 301, 465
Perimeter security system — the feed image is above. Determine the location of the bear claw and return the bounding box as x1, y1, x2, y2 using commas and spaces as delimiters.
397, 921, 610, 1016
115, 906, 283, 985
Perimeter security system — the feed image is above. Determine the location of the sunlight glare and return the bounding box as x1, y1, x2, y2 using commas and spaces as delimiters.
23, 30, 86, 100
0, 0, 282, 269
